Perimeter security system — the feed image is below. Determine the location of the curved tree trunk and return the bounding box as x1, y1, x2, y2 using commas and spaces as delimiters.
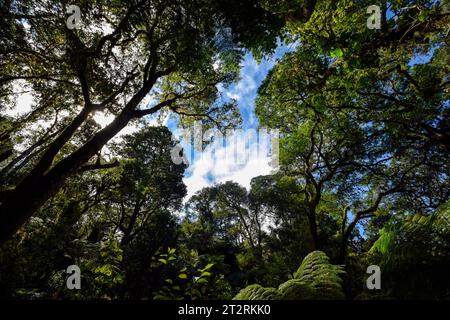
0, 105, 136, 244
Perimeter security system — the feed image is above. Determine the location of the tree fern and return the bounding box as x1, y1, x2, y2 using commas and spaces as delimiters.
366, 201, 450, 299
233, 284, 281, 300
288, 251, 346, 299
278, 279, 314, 299
234, 251, 346, 300
370, 202, 450, 262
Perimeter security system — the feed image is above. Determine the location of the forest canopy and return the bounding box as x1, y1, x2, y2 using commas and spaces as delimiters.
0, 0, 449, 300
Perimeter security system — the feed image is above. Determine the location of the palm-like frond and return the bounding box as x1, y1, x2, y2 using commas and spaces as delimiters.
233, 284, 281, 300
234, 251, 346, 300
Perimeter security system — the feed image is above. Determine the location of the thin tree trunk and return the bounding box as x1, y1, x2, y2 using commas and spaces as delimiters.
307, 212, 319, 250
121, 199, 143, 247
338, 219, 358, 263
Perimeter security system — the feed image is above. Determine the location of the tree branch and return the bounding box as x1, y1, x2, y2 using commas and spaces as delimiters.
77, 160, 119, 173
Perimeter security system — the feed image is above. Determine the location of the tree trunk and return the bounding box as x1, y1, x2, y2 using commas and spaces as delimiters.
307, 212, 319, 250
0, 109, 133, 244
338, 220, 358, 263
0, 74, 160, 244
120, 200, 143, 247
338, 236, 349, 264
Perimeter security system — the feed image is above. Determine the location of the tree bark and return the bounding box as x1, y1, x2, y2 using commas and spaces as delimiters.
120, 199, 143, 247
0, 79, 158, 244
338, 231, 351, 264
307, 213, 319, 250
338, 217, 359, 263
0, 114, 128, 244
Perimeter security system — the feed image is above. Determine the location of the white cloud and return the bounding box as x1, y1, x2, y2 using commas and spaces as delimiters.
181, 47, 294, 201
226, 92, 241, 101
182, 128, 277, 201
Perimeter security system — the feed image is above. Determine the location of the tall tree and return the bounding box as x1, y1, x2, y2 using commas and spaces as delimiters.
107, 126, 186, 246
256, 36, 449, 261
0, 0, 251, 242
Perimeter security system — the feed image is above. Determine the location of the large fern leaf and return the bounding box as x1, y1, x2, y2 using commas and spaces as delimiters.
278, 279, 314, 299
370, 203, 450, 262
234, 284, 281, 300
234, 251, 346, 300
288, 251, 345, 299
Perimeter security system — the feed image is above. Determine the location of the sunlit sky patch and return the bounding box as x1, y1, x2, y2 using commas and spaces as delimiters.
179, 41, 295, 200
5, 40, 297, 202
6, 33, 433, 203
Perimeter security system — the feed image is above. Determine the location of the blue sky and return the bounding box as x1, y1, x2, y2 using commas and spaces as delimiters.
7, 29, 436, 203
178, 30, 438, 199
4, 41, 294, 203
179, 42, 295, 199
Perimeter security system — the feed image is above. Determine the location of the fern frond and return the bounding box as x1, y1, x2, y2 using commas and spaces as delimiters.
233, 284, 281, 300
290, 251, 346, 299
234, 251, 346, 300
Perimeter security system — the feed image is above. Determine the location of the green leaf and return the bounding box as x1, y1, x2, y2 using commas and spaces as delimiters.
178, 273, 188, 279
158, 259, 167, 264
330, 48, 343, 58
202, 263, 214, 271
197, 278, 208, 284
